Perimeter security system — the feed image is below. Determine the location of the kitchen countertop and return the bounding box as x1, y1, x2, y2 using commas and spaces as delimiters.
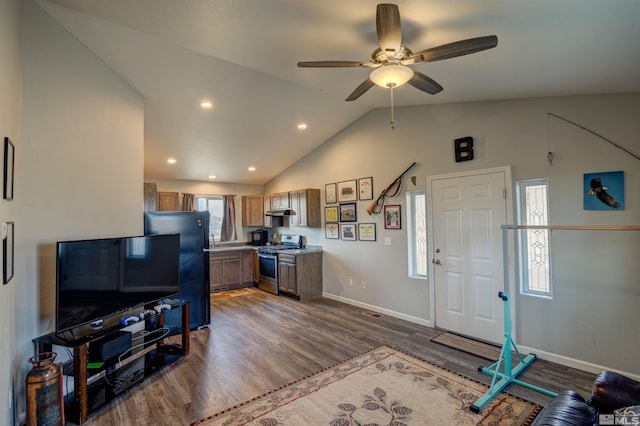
205, 244, 323, 254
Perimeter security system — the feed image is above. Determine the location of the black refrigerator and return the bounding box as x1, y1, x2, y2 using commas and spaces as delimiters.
144, 211, 210, 330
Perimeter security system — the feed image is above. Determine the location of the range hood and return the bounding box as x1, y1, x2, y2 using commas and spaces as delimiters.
266, 209, 295, 216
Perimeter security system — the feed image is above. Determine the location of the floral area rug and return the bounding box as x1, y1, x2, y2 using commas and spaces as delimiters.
192, 345, 541, 426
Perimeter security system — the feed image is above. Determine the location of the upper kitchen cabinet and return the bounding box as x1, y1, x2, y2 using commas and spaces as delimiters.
157, 191, 179, 211
263, 195, 272, 227
242, 195, 264, 227
289, 189, 321, 227
270, 192, 290, 210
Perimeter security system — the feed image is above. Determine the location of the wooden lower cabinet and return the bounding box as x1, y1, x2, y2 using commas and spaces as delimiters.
277, 252, 322, 300
210, 249, 256, 292
278, 255, 297, 294
253, 251, 259, 283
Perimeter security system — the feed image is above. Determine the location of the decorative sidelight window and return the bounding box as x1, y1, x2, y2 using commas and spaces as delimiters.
407, 190, 427, 278
516, 179, 552, 297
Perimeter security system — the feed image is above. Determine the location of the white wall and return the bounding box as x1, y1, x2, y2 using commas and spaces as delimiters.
0, 0, 23, 423
13, 0, 145, 421
267, 94, 640, 376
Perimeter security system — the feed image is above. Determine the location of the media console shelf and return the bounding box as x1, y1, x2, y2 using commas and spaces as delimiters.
33, 303, 190, 424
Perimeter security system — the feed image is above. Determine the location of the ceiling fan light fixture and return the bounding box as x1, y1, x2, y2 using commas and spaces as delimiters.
370, 64, 413, 88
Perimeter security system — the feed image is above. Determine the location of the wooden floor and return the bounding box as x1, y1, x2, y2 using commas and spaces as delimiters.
82, 288, 597, 425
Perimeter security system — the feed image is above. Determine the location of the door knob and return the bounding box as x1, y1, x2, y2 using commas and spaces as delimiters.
433, 259, 441, 265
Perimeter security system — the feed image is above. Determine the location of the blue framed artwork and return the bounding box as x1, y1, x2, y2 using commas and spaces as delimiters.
584, 171, 624, 210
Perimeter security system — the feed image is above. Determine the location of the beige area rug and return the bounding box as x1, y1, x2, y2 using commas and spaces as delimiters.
432, 332, 505, 362
192, 345, 541, 426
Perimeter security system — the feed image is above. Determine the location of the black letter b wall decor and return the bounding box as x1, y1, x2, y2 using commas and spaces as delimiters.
454, 137, 474, 162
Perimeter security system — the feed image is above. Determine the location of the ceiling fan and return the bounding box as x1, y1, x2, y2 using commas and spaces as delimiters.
297, 3, 498, 102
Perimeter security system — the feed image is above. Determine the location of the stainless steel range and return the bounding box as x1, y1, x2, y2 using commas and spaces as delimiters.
257, 234, 303, 295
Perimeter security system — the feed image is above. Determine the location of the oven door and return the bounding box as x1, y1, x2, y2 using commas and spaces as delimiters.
258, 253, 278, 294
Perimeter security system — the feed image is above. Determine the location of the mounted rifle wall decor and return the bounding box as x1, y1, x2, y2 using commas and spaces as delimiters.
367, 162, 417, 215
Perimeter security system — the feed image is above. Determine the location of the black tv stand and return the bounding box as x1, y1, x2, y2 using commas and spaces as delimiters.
33, 303, 190, 424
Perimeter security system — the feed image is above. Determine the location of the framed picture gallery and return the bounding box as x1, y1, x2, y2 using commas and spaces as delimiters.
325, 183, 337, 204
325, 223, 339, 239
325, 206, 338, 223
340, 224, 356, 241
339, 202, 357, 222
358, 223, 376, 241
358, 177, 373, 201
384, 205, 401, 229
4, 137, 14, 201
337, 180, 357, 202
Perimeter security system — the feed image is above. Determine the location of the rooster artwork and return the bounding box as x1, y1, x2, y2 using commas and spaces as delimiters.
584, 172, 624, 210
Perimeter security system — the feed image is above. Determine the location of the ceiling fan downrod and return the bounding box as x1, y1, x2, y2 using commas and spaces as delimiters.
390, 84, 396, 130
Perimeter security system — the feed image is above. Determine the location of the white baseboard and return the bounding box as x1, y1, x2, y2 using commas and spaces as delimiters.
518, 345, 640, 382
322, 292, 433, 327
322, 292, 640, 382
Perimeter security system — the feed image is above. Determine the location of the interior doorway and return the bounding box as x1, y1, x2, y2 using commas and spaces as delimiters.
428, 166, 513, 344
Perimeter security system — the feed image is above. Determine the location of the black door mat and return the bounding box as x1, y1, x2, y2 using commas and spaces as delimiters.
431, 332, 510, 362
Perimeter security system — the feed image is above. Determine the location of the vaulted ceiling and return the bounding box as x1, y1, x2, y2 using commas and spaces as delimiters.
38, 0, 640, 184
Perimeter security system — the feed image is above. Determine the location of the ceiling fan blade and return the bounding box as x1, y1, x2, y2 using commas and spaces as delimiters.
409, 35, 498, 64
345, 79, 375, 101
376, 3, 402, 58
407, 71, 443, 95
297, 61, 364, 68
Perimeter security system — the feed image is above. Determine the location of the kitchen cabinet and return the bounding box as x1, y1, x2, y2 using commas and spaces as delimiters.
209, 248, 255, 291
270, 192, 290, 210
242, 250, 254, 284
277, 251, 322, 300
157, 191, 179, 211
263, 195, 272, 227
278, 254, 297, 294
289, 189, 321, 227
242, 195, 264, 227
253, 251, 259, 283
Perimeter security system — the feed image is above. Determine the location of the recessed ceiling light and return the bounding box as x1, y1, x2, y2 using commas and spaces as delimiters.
200, 101, 213, 110
297, 123, 308, 130
248, 166, 256, 172
167, 158, 177, 164
208, 175, 216, 179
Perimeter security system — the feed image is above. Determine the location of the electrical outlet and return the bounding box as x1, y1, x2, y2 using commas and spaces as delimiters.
361, 281, 366, 289
384, 237, 391, 246
348, 278, 353, 286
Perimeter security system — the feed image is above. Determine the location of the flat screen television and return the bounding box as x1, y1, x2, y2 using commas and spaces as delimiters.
56, 234, 180, 333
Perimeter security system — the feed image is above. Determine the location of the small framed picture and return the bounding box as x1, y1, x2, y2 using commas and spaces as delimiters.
339, 202, 357, 222
358, 223, 376, 241
340, 224, 357, 241
3, 137, 15, 201
325, 183, 337, 204
337, 180, 357, 202
3, 222, 14, 284
325, 223, 339, 239
325, 206, 338, 223
358, 177, 373, 201
384, 205, 401, 229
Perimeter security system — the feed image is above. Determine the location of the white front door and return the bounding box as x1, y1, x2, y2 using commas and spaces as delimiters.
430, 168, 510, 344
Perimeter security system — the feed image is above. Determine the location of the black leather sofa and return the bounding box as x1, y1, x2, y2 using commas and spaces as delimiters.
531, 370, 640, 425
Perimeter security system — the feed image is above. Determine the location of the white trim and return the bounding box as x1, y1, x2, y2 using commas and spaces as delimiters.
322, 292, 433, 327
519, 344, 640, 383
426, 166, 515, 339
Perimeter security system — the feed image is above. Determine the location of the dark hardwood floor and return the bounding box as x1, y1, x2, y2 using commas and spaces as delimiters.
82, 288, 597, 425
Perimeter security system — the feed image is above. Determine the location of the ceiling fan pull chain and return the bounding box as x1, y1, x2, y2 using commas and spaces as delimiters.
390, 85, 396, 130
